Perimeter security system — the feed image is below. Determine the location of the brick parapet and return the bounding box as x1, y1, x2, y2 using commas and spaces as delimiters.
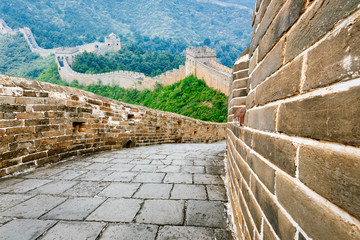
0, 75, 226, 178
227, 1, 360, 239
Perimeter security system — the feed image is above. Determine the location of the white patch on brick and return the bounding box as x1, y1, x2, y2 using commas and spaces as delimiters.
0, 87, 23, 96
341, 55, 353, 74
235, 54, 249, 65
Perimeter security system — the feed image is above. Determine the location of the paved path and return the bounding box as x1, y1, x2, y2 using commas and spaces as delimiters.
0, 141, 233, 240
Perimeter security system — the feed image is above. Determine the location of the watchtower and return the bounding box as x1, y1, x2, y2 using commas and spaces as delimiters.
185, 47, 217, 76
105, 33, 121, 51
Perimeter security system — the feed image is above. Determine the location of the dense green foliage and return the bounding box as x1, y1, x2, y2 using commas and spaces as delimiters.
72, 45, 185, 77
82, 76, 228, 122
36, 68, 227, 122
0, 0, 254, 63
0, 34, 53, 78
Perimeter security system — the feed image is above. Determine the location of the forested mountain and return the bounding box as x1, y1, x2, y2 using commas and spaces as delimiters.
0, 0, 254, 50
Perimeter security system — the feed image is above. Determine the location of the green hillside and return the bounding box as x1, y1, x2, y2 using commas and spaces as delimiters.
36, 67, 228, 122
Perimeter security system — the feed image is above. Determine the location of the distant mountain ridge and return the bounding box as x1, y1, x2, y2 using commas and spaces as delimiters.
0, 0, 255, 49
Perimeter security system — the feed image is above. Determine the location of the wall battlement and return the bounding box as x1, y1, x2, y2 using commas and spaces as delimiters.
227, 1, 360, 240
0, 74, 226, 178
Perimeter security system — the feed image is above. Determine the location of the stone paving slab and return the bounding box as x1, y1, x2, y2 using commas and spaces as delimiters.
136, 200, 184, 225
134, 183, 173, 199
40, 221, 105, 240
186, 200, 227, 228
87, 198, 142, 222
0, 219, 56, 240
171, 184, 207, 200
0, 141, 233, 239
0, 195, 66, 218
100, 224, 158, 240
41, 197, 105, 220
157, 226, 214, 240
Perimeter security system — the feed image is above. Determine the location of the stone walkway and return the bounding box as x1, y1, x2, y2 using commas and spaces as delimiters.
0, 141, 233, 240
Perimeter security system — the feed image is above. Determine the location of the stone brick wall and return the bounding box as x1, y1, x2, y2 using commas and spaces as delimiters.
227, 1, 360, 239
0, 75, 226, 178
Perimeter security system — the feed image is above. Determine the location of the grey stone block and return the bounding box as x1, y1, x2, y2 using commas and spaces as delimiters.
207, 185, 227, 201
87, 199, 142, 222
136, 200, 184, 225
0, 219, 56, 240
102, 172, 137, 182
29, 180, 78, 195
0, 194, 34, 212
171, 184, 207, 200
63, 182, 110, 197
163, 173, 192, 184
100, 224, 158, 240
133, 173, 165, 183
157, 226, 214, 240
41, 221, 105, 240
0, 195, 66, 218
186, 200, 227, 228
98, 183, 140, 198
41, 197, 105, 220
134, 184, 172, 199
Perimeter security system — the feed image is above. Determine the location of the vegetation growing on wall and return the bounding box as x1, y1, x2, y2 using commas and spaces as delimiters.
72, 45, 185, 77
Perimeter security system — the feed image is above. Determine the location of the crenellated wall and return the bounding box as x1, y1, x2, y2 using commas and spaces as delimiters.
226, 0, 360, 239
0, 75, 226, 178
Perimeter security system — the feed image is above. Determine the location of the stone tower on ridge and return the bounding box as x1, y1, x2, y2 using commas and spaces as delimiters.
185, 46, 217, 76
105, 33, 121, 51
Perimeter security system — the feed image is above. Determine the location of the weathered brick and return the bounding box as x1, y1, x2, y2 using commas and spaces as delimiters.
22, 151, 47, 163
249, 49, 258, 74
0, 149, 28, 161
250, 0, 283, 57
233, 89, 248, 98
238, 189, 255, 239
250, 39, 283, 89
252, 132, 296, 176
299, 144, 360, 219
23, 91, 37, 97
233, 70, 249, 80
245, 105, 277, 132
233, 79, 248, 89
277, 86, 360, 146
15, 97, 45, 104
263, 220, 279, 240
0, 158, 20, 168
276, 173, 360, 240
255, 56, 302, 106
6, 126, 34, 135
6, 161, 36, 175
304, 18, 360, 91
25, 119, 50, 126
285, 0, 358, 63
0, 97, 15, 106
0, 120, 22, 128
231, 97, 246, 106
17, 112, 44, 119
258, 0, 304, 61
0, 104, 26, 112
32, 105, 57, 111
247, 150, 275, 193
35, 125, 60, 132
15, 133, 42, 141
241, 182, 263, 231
251, 174, 296, 240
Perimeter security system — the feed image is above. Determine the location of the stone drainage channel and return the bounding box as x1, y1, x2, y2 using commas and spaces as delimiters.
0, 141, 234, 240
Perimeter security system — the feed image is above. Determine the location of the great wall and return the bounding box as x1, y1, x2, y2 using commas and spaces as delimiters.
0, 19, 232, 95
0, 0, 359, 239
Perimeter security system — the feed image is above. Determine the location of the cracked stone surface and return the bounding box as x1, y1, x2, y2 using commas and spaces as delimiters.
0, 141, 233, 239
